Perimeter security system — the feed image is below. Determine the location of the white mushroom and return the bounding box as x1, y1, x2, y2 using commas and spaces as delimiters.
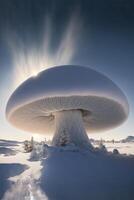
6, 65, 129, 148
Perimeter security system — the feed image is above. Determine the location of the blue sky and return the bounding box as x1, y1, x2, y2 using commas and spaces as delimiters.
0, 0, 134, 141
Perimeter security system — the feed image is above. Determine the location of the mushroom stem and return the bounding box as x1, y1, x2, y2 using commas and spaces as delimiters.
52, 110, 93, 149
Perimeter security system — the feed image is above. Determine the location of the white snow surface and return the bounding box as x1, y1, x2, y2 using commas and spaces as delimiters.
6, 65, 129, 135
0, 140, 134, 200
6, 65, 128, 113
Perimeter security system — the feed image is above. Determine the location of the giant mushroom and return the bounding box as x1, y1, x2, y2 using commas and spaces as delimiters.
6, 65, 129, 148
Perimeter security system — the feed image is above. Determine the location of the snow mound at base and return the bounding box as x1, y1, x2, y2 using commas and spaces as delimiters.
39, 145, 134, 200
2, 143, 134, 200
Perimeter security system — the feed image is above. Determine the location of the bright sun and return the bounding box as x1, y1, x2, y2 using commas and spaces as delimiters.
32, 71, 39, 77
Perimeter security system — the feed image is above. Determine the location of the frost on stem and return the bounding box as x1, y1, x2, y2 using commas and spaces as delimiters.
52, 110, 93, 149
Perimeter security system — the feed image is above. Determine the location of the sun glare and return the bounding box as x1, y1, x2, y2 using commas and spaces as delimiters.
33, 134, 43, 142
7, 12, 82, 89
32, 71, 39, 77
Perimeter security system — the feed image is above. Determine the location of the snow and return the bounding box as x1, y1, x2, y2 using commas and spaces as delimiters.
104, 142, 134, 155
52, 110, 92, 148
0, 163, 27, 200
0, 140, 41, 199
6, 65, 128, 115
0, 140, 20, 147
0, 139, 134, 200
0, 147, 17, 156
2, 178, 48, 200
6, 65, 128, 136
40, 144, 134, 200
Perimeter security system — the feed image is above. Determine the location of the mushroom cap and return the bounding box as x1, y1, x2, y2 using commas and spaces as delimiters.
6, 65, 129, 134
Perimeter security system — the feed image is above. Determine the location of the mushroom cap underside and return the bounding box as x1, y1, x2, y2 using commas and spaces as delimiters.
7, 95, 128, 134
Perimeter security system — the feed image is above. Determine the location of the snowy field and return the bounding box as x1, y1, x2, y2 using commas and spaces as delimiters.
95, 142, 134, 155
0, 139, 134, 200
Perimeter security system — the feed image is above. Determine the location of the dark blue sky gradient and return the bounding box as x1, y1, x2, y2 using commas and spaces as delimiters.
0, 0, 134, 140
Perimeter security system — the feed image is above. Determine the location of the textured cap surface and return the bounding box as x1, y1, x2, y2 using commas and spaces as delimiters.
6, 65, 129, 134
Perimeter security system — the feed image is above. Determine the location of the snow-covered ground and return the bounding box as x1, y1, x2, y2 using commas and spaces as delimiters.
105, 142, 134, 155
0, 140, 43, 199
94, 142, 134, 155
0, 139, 134, 200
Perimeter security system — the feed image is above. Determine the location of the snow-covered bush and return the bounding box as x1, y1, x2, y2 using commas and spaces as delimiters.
99, 142, 107, 153
113, 148, 119, 155
29, 143, 49, 161
24, 137, 34, 153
